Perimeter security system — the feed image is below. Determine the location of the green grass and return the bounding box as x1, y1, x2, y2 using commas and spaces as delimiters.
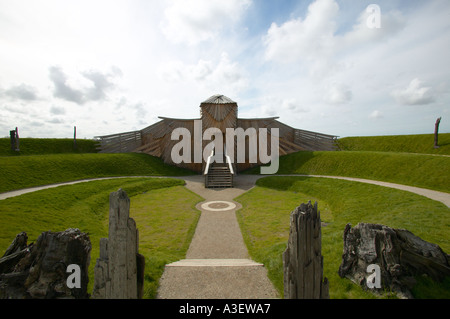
235, 176, 450, 299
129, 186, 203, 298
338, 134, 450, 155
0, 138, 98, 156
0, 177, 202, 299
246, 151, 450, 193
0, 153, 195, 193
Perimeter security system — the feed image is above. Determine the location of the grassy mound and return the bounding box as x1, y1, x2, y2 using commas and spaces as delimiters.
246, 151, 449, 193
235, 176, 450, 299
0, 153, 194, 193
337, 134, 450, 155
0, 138, 98, 156
0, 177, 202, 299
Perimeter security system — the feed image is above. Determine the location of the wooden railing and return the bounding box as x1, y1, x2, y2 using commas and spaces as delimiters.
95, 130, 142, 153
293, 129, 338, 151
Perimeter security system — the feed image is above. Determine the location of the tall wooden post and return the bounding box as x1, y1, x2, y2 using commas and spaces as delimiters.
15, 127, 19, 151
10, 130, 16, 151
434, 117, 441, 149
10, 127, 20, 152
283, 201, 329, 299
92, 189, 144, 299
73, 126, 77, 150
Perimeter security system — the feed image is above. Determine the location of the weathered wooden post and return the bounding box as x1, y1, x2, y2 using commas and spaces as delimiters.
283, 201, 329, 299
15, 127, 19, 151
73, 126, 77, 150
434, 117, 442, 149
9, 130, 16, 151
92, 189, 145, 299
10, 127, 20, 152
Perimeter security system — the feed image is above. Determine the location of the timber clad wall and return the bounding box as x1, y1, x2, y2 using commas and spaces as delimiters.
96, 95, 338, 173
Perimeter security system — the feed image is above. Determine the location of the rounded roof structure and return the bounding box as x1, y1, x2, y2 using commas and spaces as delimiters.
201, 94, 236, 105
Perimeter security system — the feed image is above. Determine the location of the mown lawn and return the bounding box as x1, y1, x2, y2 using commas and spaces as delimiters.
129, 186, 203, 298
0, 138, 98, 156
337, 133, 450, 155
246, 151, 450, 193
0, 153, 195, 193
235, 176, 450, 299
0, 177, 202, 298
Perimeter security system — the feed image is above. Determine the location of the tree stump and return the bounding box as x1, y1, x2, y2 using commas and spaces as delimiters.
338, 223, 450, 298
0, 229, 91, 299
283, 201, 329, 299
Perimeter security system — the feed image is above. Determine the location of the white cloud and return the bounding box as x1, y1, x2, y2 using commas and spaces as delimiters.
50, 106, 66, 115
161, 0, 251, 45
263, 0, 405, 71
281, 99, 310, 113
4, 84, 39, 101
264, 0, 338, 63
48, 66, 122, 105
158, 53, 248, 96
369, 110, 383, 119
341, 6, 405, 48
323, 83, 352, 105
1, 0, 449, 138
392, 78, 435, 106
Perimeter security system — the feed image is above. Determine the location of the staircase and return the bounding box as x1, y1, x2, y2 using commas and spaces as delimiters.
205, 162, 233, 188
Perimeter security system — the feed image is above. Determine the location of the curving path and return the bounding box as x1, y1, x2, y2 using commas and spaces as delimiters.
2, 174, 448, 207
1, 174, 448, 298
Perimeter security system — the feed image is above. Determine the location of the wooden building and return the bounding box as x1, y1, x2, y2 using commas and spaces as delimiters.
96, 95, 338, 187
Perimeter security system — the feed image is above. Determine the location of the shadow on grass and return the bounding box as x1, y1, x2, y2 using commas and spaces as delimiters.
240, 151, 317, 175
255, 175, 313, 191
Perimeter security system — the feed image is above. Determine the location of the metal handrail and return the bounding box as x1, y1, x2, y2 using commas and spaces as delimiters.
203, 148, 214, 175
224, 144, 234, 175
204, 143, 234, 175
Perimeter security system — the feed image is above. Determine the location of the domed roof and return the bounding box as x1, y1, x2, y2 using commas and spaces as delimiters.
201, 94, 236, 105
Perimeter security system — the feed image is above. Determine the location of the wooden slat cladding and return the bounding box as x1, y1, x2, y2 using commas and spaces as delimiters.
95, 130, 141, 153
294, 129, 338, 151
96, 95, 338, 173
201, 103, 237, 133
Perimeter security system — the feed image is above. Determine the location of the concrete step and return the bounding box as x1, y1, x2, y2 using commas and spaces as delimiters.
166, 259, 263, 267
157, 265, 279, 299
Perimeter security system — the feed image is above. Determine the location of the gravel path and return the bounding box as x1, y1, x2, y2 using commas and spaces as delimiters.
157, 175, 280, 299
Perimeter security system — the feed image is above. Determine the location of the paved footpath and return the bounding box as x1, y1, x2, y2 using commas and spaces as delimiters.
156, 175, 280, 299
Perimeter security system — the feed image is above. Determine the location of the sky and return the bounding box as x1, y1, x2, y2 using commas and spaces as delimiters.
0, 0, 449, 139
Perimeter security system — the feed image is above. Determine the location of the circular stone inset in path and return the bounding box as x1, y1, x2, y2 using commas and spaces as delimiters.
200, 201, 237, 212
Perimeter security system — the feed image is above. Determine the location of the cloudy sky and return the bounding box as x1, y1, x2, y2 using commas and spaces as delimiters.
1, 0, 449, 139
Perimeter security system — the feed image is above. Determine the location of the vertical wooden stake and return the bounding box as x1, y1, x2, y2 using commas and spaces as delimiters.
15, 127, 19, 151
283, 201, 329, 299
434, 117, 441, 149
10, 130, 16, 151
73, 126, 77, 150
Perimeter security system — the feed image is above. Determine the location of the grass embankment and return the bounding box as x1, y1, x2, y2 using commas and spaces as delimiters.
247, 151, 450, 193
235, 176, 450, 299
0, 178, 203, 299
338, 133, 450, 155
0, 153, 194, 193
0, 138, 98, 156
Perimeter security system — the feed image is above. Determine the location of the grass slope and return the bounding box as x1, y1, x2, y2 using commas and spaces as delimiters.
0, 153, 194, 193
235, 176, 450, 299
338, 134, 450, 155
247, 151, 450, 193
0, 138, 98, 156
0, 177, 202, 299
